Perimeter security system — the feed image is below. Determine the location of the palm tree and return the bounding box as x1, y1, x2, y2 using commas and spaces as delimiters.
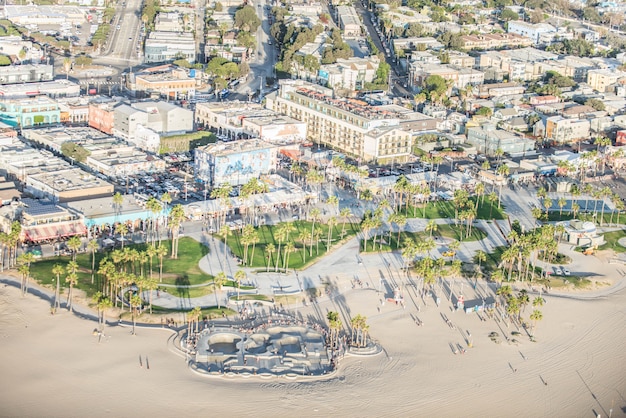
276, 222, 294, 271
325, 216, 338, 251
65, 270, 78, 312
234, 270, 246, 300
168, 204, 186, 258
86, 239, 99, 284
241, 224, 254, 265
425, 219, 437, 239
145, 244, 157, 279
130, 294, 143, 335
448, 239, 460, 260
146, 197, 163, 244
543, 197, 553, 216
401, 238, 417, 270
474, 182, 485, 211
156, 245, 167, 282
218, 224, 232, 262
17, 252, 35, 297
160, 191, 172, 213
339, 207, 352, 238
52, 263, 64, 312
529, 309, 543, 335
187, 306, 202, 336
496, 164, 509, 208
66, 235, 82, 261
214, 272, 227, 309
305, 168, 324, 194
93, 292, 112, 331
326, 195, 339, 215
327, 311, 342, 349
571, 202, 580, 219
115, 223, 128, 249
298, 230, 310, 263
491, 269, 505, 288
309, 207, 321, 242
144, 276, 158, 314
474, 250, 487, 276
247, 226, 260, 266
487, 192, 498, 218
558, 197, 567, 216
283, 241, 296, 270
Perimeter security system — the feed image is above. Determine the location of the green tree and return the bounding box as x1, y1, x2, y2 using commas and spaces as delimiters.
476, 106, 493, 117
585, 99, 605, 111
500, 9, 519, 21
234, 5, 261, 32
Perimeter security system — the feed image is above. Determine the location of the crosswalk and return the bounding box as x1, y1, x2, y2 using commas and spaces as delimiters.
78, 81, 119, 86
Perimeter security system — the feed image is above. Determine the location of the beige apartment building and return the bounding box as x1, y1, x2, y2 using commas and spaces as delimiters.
266, 81, 415, 164
587, 69, 626, 93
460, 33, 532, 50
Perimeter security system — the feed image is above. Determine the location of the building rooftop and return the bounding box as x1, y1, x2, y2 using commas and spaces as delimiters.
0, 80, 79, 98
28, 167, 111, 193
200, 139, 276, 155
244, 114, 304, 127
293, 87, 407, 121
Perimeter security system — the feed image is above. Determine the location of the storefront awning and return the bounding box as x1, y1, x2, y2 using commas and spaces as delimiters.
23, 222, 87, 242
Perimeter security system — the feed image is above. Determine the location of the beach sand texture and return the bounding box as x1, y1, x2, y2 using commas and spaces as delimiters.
0, 279, 625, 418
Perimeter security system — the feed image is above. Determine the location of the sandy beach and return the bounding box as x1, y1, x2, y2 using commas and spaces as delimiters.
1, 271, 625, 418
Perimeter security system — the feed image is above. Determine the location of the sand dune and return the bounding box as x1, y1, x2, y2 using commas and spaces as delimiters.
0, 276, 625, 418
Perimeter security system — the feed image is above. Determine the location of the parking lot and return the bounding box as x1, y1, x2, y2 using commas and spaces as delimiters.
110, 152, 213, 203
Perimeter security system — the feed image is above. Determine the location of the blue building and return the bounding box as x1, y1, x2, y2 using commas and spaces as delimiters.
0, 96, 60, 128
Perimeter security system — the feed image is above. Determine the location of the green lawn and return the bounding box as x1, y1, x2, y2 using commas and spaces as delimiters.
28, 237, 214, 299
546, 276, 592, 289
223, 220, 359, 270
361, 224, 487, 252
397, 198, 505, 220
598, 229, 626, 253
228, 294, 272, 302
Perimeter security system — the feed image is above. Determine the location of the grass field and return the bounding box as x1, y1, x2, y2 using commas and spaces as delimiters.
223, 220, 359, 270
396, 198, 505, 220
28, 237, 214, 299
361, 224, 487, 253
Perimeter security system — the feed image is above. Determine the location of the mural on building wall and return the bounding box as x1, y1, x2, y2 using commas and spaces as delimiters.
216, 148, 272, 183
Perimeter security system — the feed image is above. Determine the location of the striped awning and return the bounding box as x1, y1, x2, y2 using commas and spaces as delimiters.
23, 222, 87, 242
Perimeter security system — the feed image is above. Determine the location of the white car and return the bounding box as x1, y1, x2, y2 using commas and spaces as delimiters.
554, 266, 563, 276
562, 268, 571, 276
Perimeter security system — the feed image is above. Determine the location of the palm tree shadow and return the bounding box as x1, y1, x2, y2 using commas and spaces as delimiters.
175, 275, 190, 309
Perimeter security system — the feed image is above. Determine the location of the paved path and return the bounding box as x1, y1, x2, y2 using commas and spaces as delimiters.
148, 215, 581, 310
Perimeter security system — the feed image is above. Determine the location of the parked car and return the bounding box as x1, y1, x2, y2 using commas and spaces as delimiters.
562, 268, 571, 276
554, 266, 563, 276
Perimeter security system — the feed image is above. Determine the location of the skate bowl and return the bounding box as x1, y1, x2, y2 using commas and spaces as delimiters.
207, 333, 241, 355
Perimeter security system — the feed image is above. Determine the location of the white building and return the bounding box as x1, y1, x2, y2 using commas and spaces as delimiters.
144, 32, 196, 63
318, 56, 380, 91
336, 6, 361, 39
113, 101, 193, 151
507, 21, 556, 45
0, 64, 53, 84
